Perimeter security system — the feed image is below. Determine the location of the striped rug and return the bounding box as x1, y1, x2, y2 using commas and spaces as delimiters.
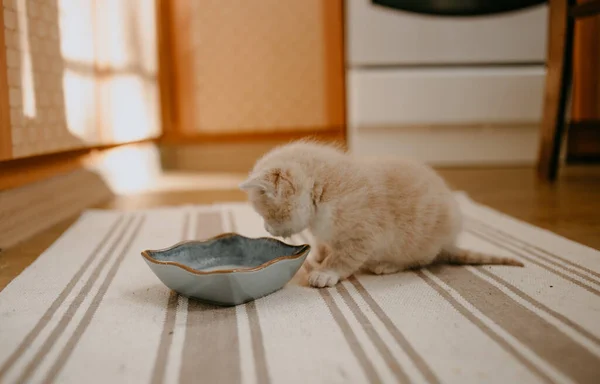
1, 194, 599, 384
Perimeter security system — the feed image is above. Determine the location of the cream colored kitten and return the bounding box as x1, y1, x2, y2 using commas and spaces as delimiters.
240, 140, 523, 288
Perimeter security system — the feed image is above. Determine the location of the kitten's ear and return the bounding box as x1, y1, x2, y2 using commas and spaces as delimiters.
239, 168, 294, 197
239, 175, 274, 196
239, 176, 263, 191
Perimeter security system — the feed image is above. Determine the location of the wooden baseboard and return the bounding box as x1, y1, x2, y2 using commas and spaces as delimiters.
0, 141, 164, 248
0, 139, 156, 191
159, 128, 346, 144
160, 134, 346, 173
0, 168, 114, 249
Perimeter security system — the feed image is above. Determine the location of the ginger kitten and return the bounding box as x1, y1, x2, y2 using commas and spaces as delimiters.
240, 140, 523, 288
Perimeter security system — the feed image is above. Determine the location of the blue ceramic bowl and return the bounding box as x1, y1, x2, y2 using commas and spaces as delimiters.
141, 233, 310, 306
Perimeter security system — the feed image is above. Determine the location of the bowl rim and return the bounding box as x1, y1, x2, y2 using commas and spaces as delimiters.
140, 232, 311, 275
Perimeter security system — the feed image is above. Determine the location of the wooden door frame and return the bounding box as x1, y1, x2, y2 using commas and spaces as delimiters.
155, 0, 347, 145
0, 5, 12, 161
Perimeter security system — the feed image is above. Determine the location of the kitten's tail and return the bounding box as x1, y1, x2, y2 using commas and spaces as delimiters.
435, 247, 524, 267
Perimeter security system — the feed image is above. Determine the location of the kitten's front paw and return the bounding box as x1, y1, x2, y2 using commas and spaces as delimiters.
308, 269, 340, 288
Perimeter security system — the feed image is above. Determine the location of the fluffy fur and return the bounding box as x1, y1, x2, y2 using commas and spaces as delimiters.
240, 140, 523, 288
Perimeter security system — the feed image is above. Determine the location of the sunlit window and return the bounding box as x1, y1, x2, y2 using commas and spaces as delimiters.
16, 0, 36, 118
58, 0, 160, 145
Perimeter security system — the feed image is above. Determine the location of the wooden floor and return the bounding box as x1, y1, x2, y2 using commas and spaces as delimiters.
439, 166, 600, 249
1, 166, 599, 291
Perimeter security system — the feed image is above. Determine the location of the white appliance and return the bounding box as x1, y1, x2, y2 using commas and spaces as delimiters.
346, 0, 548, 165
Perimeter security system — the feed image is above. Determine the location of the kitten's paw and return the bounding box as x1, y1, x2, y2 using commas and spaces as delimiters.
367, 262, 402, 275
308, 269, 340, 288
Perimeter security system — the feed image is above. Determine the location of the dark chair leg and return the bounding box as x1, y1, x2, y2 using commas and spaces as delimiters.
537, 0, 575, 182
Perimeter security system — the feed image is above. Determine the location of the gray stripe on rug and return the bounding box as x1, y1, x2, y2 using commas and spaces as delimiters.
179, 210, 241, 384
469, 219, 600, 286
228, 208, 272, 384
181, 302, 239, 384
336, 282, 410, 383
319, 288, 381, 383
348, 276, 441, 384
246, 300, 271, 384
431, 265, 600, 384
465, 215, 600, 280
468, 228, 600, 296
151, 212, 190, 384
416, 270, 555, 384
0, 214, 124, 381
14, 215, 135, 384
42, 215, 146, 383
473, 266, 600, 346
